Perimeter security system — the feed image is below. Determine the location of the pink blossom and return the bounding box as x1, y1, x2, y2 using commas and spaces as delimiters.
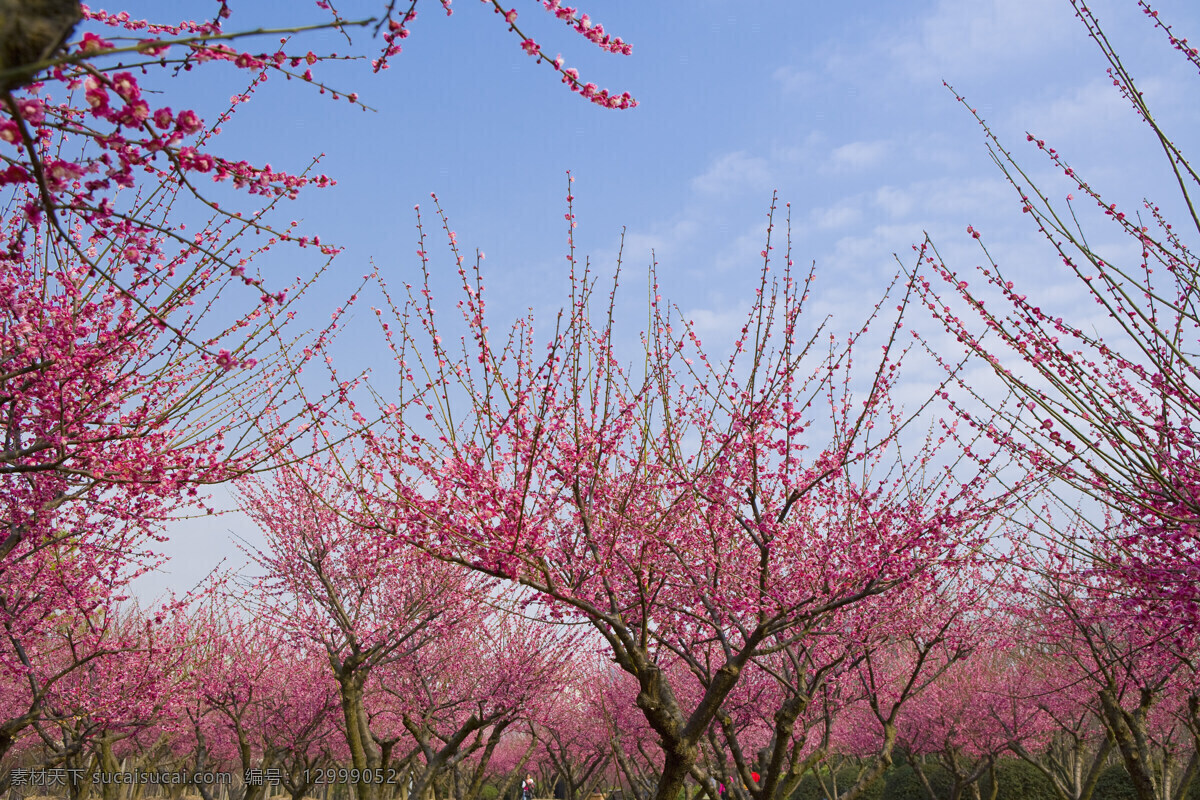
175, 109, 203, 134
79, 31, 114, 53
16, 98, 45, 125
214, 349, 237, 371
110, 72, 140, 102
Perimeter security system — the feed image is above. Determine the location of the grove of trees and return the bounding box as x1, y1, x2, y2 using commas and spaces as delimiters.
1, 2, 1198, 800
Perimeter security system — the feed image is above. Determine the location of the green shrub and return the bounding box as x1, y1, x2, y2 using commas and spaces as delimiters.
480, 785, 500, 800
979, 759, 1057, 800
1089, 760, 1200, 800
880, 762, 953, 800
788, 765, 884, 800
788, 772, 825, 800
1092, 763, 1136, 800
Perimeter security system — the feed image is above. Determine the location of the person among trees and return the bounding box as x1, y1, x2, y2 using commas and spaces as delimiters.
522, 775, 536, 800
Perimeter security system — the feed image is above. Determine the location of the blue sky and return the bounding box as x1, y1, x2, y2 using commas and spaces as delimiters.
118, 0, 1200, 598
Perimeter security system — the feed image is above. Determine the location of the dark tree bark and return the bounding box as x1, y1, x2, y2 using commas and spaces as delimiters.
0, 0, 80, 90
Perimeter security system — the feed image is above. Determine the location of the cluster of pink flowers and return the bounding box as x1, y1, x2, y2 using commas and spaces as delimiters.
539, 0, 632, 54
0, 19, 350, 274
483, 0, 637, 108
920, 4, 1200, 655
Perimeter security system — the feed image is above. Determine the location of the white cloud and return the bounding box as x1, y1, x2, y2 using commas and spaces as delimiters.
828, 140, 890, 171
711, 223, 777, 273
873, 186, 914, 219
682, 303, 752, 346
830, 223, 927, 263
770, 131, 825, 166
690, 150, 773, 195
1014, 77, 1146, 143
620, 217, 703, 265
887, 0, 1078, 82
773, 64, 816, 94
922, 177, 1011, 217
811, 201, 863, 230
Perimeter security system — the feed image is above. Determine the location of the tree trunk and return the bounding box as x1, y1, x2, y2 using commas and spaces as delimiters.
655, 745, 699, 800
495, 737, 538, 800
462, 722, 510, 800
835, 722, 895, 800
0, 0, 82, 91
337, 674, 380, 800
1097, 687, 1157, 800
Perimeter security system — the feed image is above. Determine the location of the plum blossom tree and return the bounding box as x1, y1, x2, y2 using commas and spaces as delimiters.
179, 602, 283, 800
964, 628, 1113, 800
1026, 523, 1195, 800
348, 185, 1024, 800
795, 583, 984, 800
238, 450, 486, 800
910, 0, 1200, 637
907, 5, 1200, 791
535, 658, 616, 800
0, 0, 635, 302
593, 666, 660, 800
381, 609, 574, 800
148, 602, 344, 800
0, 0, 639, 571
0, 148, 343, 774
0, 5, 363, 770
245, 638, 343, 800
895, 652, 1024, 800
477, 728, 540, 800
696, 641, 843, 800
0, 0, 638, 789
0, 601, 179, 797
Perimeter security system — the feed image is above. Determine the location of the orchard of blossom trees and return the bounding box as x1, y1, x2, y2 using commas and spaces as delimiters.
0, 2, 1198, 800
